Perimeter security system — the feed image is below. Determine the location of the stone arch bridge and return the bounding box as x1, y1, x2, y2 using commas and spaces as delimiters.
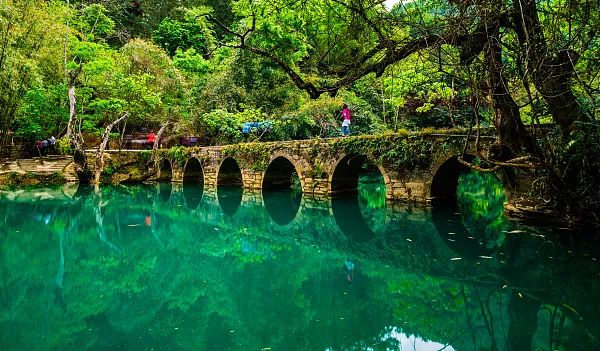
103, 132, 530, 203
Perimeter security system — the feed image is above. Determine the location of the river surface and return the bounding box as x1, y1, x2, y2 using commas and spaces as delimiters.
0, 181, 599, 351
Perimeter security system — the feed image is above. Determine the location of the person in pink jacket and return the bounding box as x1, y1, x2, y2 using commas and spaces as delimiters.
340, 104, 351, 136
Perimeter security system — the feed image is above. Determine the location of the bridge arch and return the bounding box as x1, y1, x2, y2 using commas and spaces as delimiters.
430, 154, 477, 203
217, 157, 243, 216
183, 158, 204, 209
183, 157, 204, 184
329, 153, 389, 243
430, 154, 506, 258
330, 153, 389, 195
156, 159, 173, 182
262, 154, 303, 226
262, 154, 303, 191
217, 157, 243, 187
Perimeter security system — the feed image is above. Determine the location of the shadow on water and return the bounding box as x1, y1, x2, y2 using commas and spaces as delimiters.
157, 182, 172, 202
263, 189, 302, 226
2, 184, 600, 351
217, 186, 243, 217
332, 172, 387, 243
332, 195, 376, 242
431, 203, 495, 259
183, 184, 204, 210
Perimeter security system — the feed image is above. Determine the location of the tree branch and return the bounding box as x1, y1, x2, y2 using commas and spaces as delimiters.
94, 113, 129, 185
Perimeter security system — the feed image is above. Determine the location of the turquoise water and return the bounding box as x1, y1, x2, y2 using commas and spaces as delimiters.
0, 183, 599, 350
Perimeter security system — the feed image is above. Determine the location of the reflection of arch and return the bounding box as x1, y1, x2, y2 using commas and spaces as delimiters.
262, 155, 303, 225
332, 196, 376, 242
183, 158, 204, 184
217, 157, 242, 186
157, 159, 173, 182
183, 184, 203, 210
431, 155, 497, 258
217, 157, 243, 216
431, 203, 494, 259
330, 154, 388, 195
218, 186, 243, 217
183, 158, 204, 209
330, 154, 386, 243
158, 182, 172, 202
263, 191, 302, 226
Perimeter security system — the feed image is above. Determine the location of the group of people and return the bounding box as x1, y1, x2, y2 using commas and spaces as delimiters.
32, 106, 350, 156
35, 136, 57, 156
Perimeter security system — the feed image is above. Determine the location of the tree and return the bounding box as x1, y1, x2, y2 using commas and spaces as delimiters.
208, 0, 599, 219
0, 0, 65, 141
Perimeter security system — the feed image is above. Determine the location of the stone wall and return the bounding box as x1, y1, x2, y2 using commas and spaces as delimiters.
76, 132, 534, 205
0, 156, 78, 185
130, 133, 530, 204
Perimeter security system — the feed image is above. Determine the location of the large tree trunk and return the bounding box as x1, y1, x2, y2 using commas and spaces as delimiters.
484, 27, 538, 157
147, 120, 171, 176
512, 0, 587, 130
93, 113, 129, 185
153, 120, 170, 153
65, 66, 82, 143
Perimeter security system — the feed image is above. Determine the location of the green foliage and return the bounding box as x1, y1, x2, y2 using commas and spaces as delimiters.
165, 146, 191, 166
173, 48, 211, 75
57, 137, 74, 155
153, 13, 213, 57
457, 168, 507, 249
100, 159, 119, 182
139, 150, 152, 163
194, 109, 245, 145
72, 4, 115, 41
15, 85, 68, 141
538, 125, 600, 213
223, 143, 271, 171
358, 173, 387, 234
333, 133, 433, 169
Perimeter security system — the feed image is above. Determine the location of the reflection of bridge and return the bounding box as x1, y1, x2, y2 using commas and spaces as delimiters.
0, 183, 598, 350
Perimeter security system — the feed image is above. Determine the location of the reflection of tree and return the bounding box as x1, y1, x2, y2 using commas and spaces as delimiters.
457, 170, 507, 249
0, 185, 599, 350
357, 173, 387, 235
93, 187, 122, 253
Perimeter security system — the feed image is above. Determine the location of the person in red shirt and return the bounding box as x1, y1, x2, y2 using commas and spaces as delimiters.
147, 131, 156, 149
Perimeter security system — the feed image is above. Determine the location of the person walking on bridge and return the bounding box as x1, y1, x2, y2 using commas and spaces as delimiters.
147, 130, 156, 149
340, 104, 351, 136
